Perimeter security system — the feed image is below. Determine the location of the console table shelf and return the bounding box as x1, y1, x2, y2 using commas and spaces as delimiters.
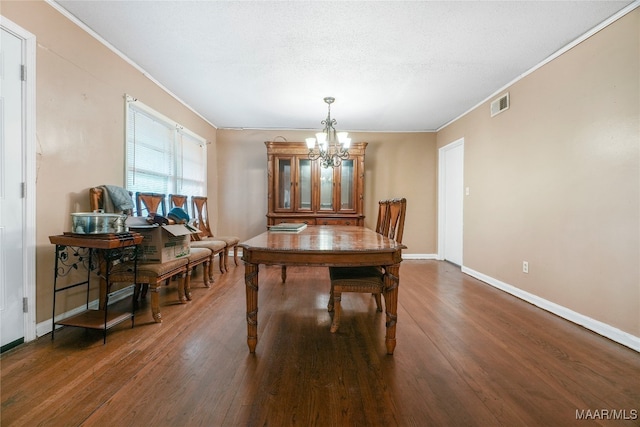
55, 309, 134, 330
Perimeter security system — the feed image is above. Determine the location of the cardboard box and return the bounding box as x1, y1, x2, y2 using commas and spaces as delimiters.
128, 223, 192, 263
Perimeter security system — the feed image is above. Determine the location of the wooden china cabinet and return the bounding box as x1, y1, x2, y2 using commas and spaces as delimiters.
265, 141, 367, 226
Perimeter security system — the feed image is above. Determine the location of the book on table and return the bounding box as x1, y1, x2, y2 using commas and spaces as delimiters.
268, 223, 307, 232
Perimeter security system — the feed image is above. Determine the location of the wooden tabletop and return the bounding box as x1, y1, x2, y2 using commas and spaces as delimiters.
49, 232, 144, 249
240, 225, 405, 267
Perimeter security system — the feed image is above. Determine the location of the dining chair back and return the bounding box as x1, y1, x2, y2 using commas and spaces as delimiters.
385, 198, 407, 243
136, 192, 167, 217
375, 199, 390, 234
191, 196, 214, 237
168, 194, 189, 210
191, 195, 240, 272
89, 186, 134, 214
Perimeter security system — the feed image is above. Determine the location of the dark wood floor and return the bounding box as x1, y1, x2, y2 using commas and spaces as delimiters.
2, 260, 639, 426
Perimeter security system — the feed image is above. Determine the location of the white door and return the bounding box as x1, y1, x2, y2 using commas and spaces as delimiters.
1, 27, 26, 349
438, 139, 464, 266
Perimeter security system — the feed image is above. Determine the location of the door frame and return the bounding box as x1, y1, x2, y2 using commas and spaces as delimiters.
1, 16, 37, 342
437, 137, 464, 264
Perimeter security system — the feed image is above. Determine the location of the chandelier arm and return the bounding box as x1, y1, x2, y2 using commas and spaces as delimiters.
308, 150, 321, 161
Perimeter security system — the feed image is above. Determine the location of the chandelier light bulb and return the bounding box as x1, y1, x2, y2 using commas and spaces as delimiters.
316, 132, 327, 145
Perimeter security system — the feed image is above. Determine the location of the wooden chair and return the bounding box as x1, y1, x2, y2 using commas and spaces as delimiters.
167, 193, 225, 281
136, 192, 167, 217
89, 186, 134, 213
327, 199, 390, 314
190, 238, 226, 280
184, 247, 212, 300
191, 196, 239, 272
110, 257, 189, 323
167, 194, 217, 287
371, 199, 391, 310
327, 198, 407, 333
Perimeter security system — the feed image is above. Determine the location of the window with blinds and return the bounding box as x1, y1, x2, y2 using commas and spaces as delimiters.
125, 95, 207, 209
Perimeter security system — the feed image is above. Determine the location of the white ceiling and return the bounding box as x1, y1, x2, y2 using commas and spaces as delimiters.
54, 1, 635, 132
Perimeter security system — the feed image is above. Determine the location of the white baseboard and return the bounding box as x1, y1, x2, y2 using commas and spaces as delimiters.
402, 253, 438, 260
462, 266, 640, 353
37, 286, 134, 338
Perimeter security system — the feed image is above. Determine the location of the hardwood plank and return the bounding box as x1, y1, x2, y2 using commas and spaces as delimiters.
2, 261, 639, 426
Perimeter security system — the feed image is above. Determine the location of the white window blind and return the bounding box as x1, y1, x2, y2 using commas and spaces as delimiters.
177, 128, 207, 197
125, 95, 207, 208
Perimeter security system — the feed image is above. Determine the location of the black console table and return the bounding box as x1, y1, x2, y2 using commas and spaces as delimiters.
49, 232, 143, 343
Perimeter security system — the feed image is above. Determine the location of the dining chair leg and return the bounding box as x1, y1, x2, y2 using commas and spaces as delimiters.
150, 285, 162, 323
202, 259, 211, 288
373, 293, 383, 312
329, 291, 342, 333
178, 273, 188, 303
219, 252, 226, 274
327, 286, 335, 312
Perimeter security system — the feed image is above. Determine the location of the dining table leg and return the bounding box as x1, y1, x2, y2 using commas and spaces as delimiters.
245, 262, 259, 352
383, 263, 400, 355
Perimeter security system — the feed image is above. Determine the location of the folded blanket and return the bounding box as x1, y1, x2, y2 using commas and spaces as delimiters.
102, 185, 134, 212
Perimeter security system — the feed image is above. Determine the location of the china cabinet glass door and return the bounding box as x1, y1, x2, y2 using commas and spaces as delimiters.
318, 164, 335, 211
297, 158, 312, 211
276, 158, 292, 211
339, 159, 355, 211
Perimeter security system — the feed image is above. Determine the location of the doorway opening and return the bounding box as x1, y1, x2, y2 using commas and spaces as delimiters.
438, 138, 464, 267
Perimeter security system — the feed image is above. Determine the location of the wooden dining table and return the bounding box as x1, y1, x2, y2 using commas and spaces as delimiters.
239, 225, 406, 354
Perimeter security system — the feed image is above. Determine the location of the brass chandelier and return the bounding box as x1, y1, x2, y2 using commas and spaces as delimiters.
306, 97, 351, 168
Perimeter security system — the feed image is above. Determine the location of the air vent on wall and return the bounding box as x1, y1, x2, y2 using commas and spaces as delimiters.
490, 92, 510, 117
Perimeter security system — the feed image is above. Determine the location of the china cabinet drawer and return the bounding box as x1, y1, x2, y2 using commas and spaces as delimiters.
316, 218, 358, 226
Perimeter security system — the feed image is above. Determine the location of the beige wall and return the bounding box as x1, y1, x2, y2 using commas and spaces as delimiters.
3, 1, 218, 322
438, 10, 639, 336
215, 129, 437, 256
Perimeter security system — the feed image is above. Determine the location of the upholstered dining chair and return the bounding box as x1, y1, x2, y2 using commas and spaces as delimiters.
327, 199, 390, 314
191, 196, 239, 272
167, 194, 216, 287
110, 258, 189, 323
327, 198, 407, 333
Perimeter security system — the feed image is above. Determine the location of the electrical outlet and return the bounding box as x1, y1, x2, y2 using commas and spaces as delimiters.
523, 261, 529, 274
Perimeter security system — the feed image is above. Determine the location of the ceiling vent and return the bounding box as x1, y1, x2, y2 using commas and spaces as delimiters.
490, 92, 510, 117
